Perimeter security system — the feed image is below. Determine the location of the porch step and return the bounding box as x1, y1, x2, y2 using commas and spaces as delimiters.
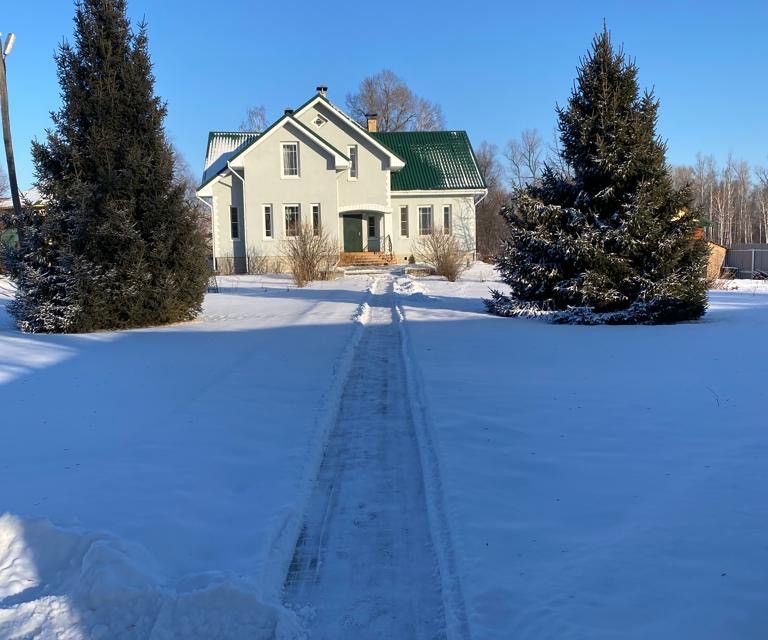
339, 252, 394, 267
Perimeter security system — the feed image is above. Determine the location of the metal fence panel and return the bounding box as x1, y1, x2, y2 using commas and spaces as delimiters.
724, 245, 768, 277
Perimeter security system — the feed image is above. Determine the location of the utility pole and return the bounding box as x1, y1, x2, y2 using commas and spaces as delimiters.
0, 32, 21, 221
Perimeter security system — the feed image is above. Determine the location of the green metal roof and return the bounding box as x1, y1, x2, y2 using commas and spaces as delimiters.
371, 131, 486, 191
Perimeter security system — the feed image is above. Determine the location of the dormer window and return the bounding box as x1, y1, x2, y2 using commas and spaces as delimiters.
281, 142, 299, 177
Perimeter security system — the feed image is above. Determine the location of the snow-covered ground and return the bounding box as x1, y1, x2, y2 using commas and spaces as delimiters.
397, 264, 768, 640
0, 274, 372, 639
3, 266, 768, 639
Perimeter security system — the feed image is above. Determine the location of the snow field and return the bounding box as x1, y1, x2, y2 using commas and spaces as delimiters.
398, 264, 768, 640
0, 274, 373, 639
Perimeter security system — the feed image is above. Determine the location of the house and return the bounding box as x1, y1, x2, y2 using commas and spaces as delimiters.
196, 87, 487, 273
0, 187, 45, 253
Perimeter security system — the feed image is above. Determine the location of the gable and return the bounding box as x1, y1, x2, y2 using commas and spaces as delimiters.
371, 131, 486, 191
197, 114, 349, 193
294, 95, 405, 170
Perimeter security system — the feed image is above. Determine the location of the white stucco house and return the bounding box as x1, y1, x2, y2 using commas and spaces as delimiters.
196, 87, 487, 272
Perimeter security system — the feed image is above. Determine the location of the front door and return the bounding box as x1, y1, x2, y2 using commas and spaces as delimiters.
343, 215, 363, 252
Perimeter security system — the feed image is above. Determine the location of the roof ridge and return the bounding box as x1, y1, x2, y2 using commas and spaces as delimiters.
372, 130, 468, 135
208, 130, 261, 135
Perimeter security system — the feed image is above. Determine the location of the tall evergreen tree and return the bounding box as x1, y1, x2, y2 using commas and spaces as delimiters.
487, 29, 708, 324
7, 0, 208, 333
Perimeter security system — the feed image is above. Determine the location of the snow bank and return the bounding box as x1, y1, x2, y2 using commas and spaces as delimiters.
0, 515, 301, 639
397, 265, 768, 639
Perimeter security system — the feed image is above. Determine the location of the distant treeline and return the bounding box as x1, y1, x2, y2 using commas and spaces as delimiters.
672, 155, 768, 246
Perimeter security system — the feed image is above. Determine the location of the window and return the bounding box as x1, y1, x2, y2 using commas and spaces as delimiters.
400, 206, 409, 237
282, 143, 299, 177
230, 206, 240, 240
443, 205, 452, 235
313, 114, 327, 128
263, 204, 273, 239
312, 204, 321, 236
418, 206, 433, 235
284, 204, 300, 236
368, 216, 376, 238
348, 145, 358, 179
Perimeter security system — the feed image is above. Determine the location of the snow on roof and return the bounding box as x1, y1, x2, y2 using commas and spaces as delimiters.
202, 131, 261, 185
0, 187, 45, 210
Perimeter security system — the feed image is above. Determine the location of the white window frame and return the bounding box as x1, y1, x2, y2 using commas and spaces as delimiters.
348, 145, 358, 180
284, 204, 301, 237
263, 204, 274, 240
281, 142, 300, 178
311, 203, 321, 236
230, 206, 241, 240
443, 204, 452, 235
418, 205, 433, 236
400, 206, 409, 238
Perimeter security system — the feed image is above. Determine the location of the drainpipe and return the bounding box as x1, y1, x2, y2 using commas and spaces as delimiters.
227, 161, 247, 272
473, 189, 489, 261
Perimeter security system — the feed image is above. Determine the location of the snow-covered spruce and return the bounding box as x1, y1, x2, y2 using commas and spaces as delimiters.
489, 29, 708, 325
485, 289, 707, 325
7, 0, 208, 333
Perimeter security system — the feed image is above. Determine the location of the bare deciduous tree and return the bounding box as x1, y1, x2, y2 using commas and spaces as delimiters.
172, 146, 210, 249
677, 154, 768, 246
346, 69, 444, 132
505, 129, 543, 188
240, 106, 267, 132
474, 141, 510, 260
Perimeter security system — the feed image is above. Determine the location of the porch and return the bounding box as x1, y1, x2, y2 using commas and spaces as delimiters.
339, 210, 393, 266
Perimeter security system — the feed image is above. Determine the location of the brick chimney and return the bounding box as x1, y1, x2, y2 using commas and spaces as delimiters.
365, 113, 378, 133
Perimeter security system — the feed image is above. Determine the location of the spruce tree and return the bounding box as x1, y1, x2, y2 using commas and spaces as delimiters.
487, 28, 708, 324
8, 0, 209, 333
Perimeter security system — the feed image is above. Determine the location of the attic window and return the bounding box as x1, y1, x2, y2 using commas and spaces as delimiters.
313, 115, 327, 128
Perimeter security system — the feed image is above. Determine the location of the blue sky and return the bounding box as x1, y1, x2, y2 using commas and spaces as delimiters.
3, 0, 768, 189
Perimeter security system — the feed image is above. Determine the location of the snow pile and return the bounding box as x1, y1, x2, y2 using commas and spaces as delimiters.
394, 276, 425, 296
0, 515, 301, 639
397, 265, 768, 639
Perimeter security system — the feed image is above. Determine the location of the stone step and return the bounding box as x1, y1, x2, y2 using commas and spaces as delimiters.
339, 252, 394, 267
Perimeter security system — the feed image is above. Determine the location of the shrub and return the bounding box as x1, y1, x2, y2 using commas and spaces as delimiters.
413, 231, 467, 282
280, 224, 339, 287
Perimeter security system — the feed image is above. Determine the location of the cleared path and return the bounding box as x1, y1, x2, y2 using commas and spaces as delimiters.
284, 276, 447, 639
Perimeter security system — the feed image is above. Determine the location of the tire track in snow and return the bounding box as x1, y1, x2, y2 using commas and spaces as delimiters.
283, 275, 448, 639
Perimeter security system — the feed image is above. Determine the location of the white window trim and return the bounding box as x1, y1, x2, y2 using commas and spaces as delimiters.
348, 145, 358, 181
230, 206, 241, 241
418, 205, 433, 236
400, 205, 409, 238
263, 204, 274, 240
281, 142, 300, 179
443, 204, 452, 235
311, 203, 321, 236
284, 203, 301, 236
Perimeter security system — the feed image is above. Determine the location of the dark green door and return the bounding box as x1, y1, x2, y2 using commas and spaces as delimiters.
343, 215, 363, 251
